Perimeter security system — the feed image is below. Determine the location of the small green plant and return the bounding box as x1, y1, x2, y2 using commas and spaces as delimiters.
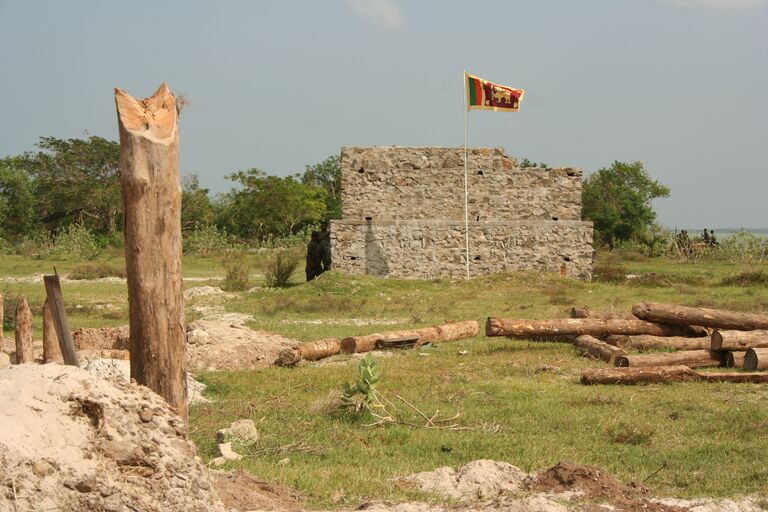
220, 251, 251, 291
341, 354, 382, 412
262, 247, 303, 288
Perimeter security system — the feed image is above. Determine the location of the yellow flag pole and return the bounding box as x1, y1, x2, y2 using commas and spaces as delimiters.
463, 70, 470, 280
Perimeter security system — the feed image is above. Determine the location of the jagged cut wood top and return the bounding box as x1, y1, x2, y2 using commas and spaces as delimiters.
114, 83, 177, 142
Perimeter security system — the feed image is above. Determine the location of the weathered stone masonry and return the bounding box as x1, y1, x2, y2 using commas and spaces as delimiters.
331, 147, 594, 280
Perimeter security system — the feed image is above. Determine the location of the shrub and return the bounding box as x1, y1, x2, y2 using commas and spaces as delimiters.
50, 223, 101, 261
720, 270, 768, 287
183, 225, 242, 256
592, 261, 627, 283
711, 231, 768, 264
69, 262, 126, 280
262, 247, 303, 288
219, 251, 252, 291
15, 233, 52, 259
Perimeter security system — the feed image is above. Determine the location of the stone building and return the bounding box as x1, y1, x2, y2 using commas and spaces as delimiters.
330, 147, 594, 280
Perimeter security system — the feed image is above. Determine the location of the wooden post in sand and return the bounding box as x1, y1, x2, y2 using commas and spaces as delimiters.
43, 275, 80, 367
115, 83, 187, 422
0, 292, 4, 351
14, 296, 34, 364
42, 298, 64, 363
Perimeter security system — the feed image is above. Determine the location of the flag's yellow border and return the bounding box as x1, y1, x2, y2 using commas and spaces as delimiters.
465, 71, 525, 112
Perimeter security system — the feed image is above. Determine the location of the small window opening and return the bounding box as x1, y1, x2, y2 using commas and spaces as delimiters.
552, 217, 559, 221
477, 170, 484, 176
563, 256, 572, 262
365, 216, 373, 221
358, 168, 365, 173
473, 256, 481, 261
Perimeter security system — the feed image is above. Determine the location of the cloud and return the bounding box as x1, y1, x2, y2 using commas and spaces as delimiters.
659, 0, 767, 8
347, 0, 404, 30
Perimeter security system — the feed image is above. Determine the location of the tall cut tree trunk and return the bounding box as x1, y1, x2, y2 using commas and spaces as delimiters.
42, 298, 63, 363
115, 83, 187, 422
14, 296, 34, 364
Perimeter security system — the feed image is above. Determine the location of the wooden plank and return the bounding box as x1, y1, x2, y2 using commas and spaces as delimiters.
43, 274, 80, 367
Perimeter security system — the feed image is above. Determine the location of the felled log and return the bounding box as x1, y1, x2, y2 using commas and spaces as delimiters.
342, 320, 480, 354
574, 335, 626, 362
278, 338, 341, 366
632, 302, 768, 331
581, 365, 768, 385
744, 348, 768, 371
570, 307, 631, 320
485, 317, 696, 338
605, 335, 710, 351
725, 351, 746, 369
116, 83, 187, 422
42, 298, 63, 363
711, 330, 768, 351
614, 350, 725, 368
14, 296, 34, 364
376, 335, 419, 350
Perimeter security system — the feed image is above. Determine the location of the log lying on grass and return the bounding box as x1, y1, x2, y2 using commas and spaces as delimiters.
725, 351, 746, 369
278, 338, 341, 366
570, 307, 631, 320
744, 348, 768, 371
605, 335, 711, 351
341, 320, 480, 354
711, 330, 768, 351
485, 317, 697, 338
574, 335, 626, 362
614, 350, 725, 369
632, 302, 768, 331
581, 365, 768, 385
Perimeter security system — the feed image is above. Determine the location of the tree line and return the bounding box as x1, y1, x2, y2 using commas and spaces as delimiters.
0, 136, 341, 246
0, 135, 669, 250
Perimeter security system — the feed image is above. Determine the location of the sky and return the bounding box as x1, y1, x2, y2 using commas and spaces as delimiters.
1, 0, 766, 230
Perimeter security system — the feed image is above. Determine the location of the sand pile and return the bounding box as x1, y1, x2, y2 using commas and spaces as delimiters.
0, 364, 225, 512
186, 319, 299, 371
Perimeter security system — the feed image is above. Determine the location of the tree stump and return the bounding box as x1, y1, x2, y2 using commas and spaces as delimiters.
115, 83, 187, 422
14, 296, 34, 364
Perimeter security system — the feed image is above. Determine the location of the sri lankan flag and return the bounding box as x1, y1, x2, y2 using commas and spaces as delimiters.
465, 72, 524, 112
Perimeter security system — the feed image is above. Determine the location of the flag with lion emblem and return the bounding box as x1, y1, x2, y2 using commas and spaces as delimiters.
465, 72, 524, 112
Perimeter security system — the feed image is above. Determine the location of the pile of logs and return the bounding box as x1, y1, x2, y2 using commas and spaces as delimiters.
487, 302, 768, 385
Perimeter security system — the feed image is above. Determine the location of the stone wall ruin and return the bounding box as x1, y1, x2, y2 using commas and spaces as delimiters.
330, 147, 594, 280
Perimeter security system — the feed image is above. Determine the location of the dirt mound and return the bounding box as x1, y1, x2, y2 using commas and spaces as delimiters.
73, 325, 130, 350
0, 364, 225, 511
211, 469, 304, 511
394, 460, 695, 512
186, 319, 299, 371
528, 461, 685, 512
396, 459, 527, 501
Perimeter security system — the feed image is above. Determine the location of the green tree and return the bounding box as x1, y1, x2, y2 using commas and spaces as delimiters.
582, 161, 670, 249
181, 173, 215, 231
301, 155, 341, 219
15, 136, 121, 235
218, 169, 327, 240
0, 157, 39, 242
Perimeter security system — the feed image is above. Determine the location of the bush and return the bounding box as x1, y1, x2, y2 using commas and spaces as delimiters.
711, 231, 768, 264
720, 270, 768, 287
220, 251, 252, 291
69, 262, 126, 280
183, 225, 242, 256
262, 247, 303, 288
15, 233, 53, 259
592, 261, 627, 283
50, 223, 101, 261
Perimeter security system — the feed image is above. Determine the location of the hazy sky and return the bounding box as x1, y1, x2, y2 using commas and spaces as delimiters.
1, 0, 766, 229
